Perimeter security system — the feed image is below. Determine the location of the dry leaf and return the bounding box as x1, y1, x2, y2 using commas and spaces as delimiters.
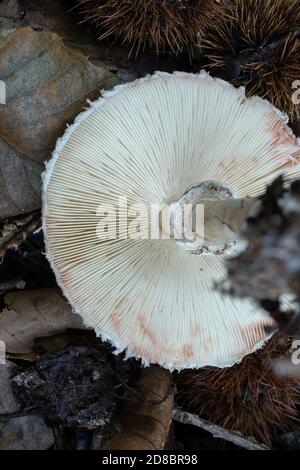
0, 0, 24, 20
0, 210, 40, 259
0, 26, 119, 218
106, 366, 173, 450
0, 288, 85, 353
0, 139, 42, 219
0, 360, 20, 414
0, 415, 54, 450
0, 0, 137, 76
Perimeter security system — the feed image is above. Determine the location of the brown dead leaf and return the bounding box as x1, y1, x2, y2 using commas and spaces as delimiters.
0, 139, 42, 219
0, 360, 20, 414
1, 0, 137, 76
106, 366, 174, 450
0, 0, 24, 20
0, 26, 119, 218
33, 329, 100, 357
0, 288, 85, 354
0, 415, 54, 450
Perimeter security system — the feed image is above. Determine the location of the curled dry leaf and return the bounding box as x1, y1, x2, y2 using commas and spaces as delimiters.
0, 26, 119, 219
106, 366, 173, 450
0, 210, 40, 259
0, 288, 85, 354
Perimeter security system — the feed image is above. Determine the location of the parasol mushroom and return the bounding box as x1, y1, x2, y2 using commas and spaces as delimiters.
42, 71, 300, 370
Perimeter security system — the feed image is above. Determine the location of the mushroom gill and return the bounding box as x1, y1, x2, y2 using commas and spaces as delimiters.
42, 72, 300, 370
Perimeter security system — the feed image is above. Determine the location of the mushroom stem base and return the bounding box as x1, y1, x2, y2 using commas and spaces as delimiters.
165, 180, 259, 255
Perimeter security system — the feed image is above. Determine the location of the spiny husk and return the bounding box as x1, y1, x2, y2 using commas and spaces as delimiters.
78, 0, 217, 56
200, 0, 300, 121
177, 335, 300, 445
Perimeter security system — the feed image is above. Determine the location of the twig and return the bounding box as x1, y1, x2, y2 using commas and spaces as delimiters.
173, 409, 270, 451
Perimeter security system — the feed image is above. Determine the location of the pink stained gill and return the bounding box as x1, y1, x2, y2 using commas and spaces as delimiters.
267, 113, 300, 165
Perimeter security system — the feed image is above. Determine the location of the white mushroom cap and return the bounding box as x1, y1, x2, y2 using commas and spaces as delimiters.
42, 71, 300, 370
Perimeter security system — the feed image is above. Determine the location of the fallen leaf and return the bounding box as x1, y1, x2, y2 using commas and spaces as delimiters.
0, 0, 137, 77
0, 0, 24, 20
0, 219, 55, 291
0, 139, 42, 219
33, 329, 100, 357
0, 288, 85, 354
0, 414, 54, 450
0, 26, 119, 218
106, 366, 174, 450
0, 360, 20, 414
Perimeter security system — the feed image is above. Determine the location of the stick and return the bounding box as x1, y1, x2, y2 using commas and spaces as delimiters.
173, 409, 270, 451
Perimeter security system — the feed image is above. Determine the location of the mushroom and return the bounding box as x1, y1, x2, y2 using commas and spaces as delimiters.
42, 71, 300, 370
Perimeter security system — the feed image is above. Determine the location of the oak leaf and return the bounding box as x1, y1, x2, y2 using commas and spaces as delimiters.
0, 27, 119, 218
0, 288, 85, 354
106, 366, 174, 450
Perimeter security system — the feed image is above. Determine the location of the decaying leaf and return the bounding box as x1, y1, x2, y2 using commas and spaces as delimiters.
11, 341, 136, 449
0, 210, 40, 259
0, 358, 54, 450
0, 360, 20, 414
0, 219, 56, 291
0, 0, 139, 80
0, 26, 119, 218
33, 329, 101, 357
0, 415, 54, 450
12, 346, 117, 429
0, 288, 85, 354
0, 0, 25, 20
106, 366, 173, 450
0, 139, 42, 220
